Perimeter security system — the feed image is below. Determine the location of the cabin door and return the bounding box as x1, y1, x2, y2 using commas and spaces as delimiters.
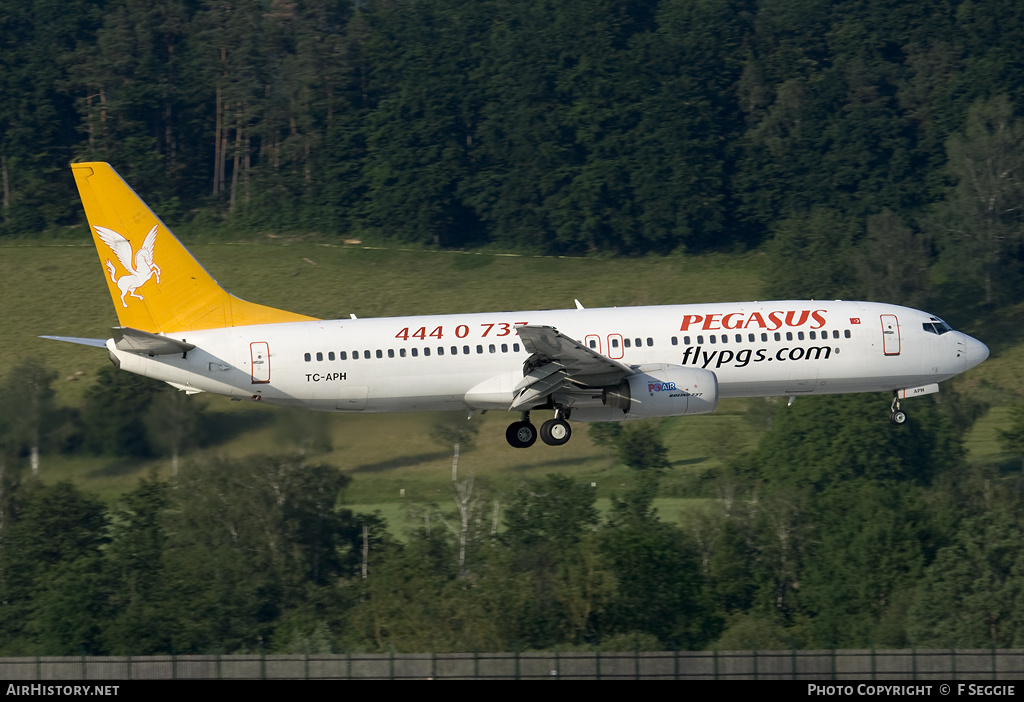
880, 315, 901, 356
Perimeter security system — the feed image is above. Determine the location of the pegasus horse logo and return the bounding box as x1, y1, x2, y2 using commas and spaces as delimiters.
95, 225, 162, 307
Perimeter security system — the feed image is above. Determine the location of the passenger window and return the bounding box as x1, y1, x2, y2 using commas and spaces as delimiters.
774, 333, 781, 341
451, 346, 458, 355
624, 338, 632, 348
328, 351, 335, 361
477, 345, 483, 354
387, 349, 394, 358
710, 335, 717, 344
304, 353, 311, 362
833, 330, 839, 339
635, 338, 642, 347
400, 349, 406, 358
316, 352, 323, 361
797, 332, 804, 341
697, 336, 704, 344
489, 344, 496, 353
501, 343, 508, 353
411, 348, 418, 357
424, 348, 430, 356
376, 350, 383, 359
786, 332, 793, 341
844, 330, 851, 338
647, 338, 653, 346
464, 345, 471, 355
748, 334, 755, 342
684, 336, 691, 345
671, 337, 678, 346
761, 333, 768, 342
352, 351, 359, 359
589, 339, 597, 349
513, 343, 520, 352
341, 351, 348, 360
736, 334, 742, 343
611, 338, 619, 348
437, 347, 444, 356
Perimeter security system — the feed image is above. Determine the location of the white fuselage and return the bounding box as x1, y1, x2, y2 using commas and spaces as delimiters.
107, 300, 988, 420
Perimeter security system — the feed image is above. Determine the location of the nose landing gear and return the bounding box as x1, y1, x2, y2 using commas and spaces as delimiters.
889, 394, 908, 426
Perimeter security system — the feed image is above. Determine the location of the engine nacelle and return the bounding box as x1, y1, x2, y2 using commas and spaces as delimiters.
602, 365, 718, 418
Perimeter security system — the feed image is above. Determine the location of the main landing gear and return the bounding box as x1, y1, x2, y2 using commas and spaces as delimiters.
889, 394, 908, 426
506, 411, 573, 448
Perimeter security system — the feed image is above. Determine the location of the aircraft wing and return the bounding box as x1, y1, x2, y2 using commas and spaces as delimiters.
511, 325, 634, 410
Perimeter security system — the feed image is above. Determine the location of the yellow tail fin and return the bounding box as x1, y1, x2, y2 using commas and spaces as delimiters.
72, 162, 317, 333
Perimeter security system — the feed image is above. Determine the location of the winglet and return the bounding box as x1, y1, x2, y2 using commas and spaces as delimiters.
72, 162, 318, 333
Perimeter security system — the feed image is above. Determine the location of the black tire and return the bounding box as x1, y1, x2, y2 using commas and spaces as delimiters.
889, 409, 908, 426
506, 421, 538, 448
540, 418, 572, 446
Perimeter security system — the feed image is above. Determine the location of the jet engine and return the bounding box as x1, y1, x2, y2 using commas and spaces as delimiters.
602, 365, 718, 418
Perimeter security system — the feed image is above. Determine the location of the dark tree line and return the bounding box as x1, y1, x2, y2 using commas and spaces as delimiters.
2, 362, 1024, 652
3, 0, 1024, 302
3, 0, 1024, 652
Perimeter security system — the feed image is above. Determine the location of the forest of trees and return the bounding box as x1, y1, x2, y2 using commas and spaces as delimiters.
3, 0, 1024, 654
0, 359, 1023, 654
2, 0, 1024, 304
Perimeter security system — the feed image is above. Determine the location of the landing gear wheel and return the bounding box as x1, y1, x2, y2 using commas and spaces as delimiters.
889, 394, 907, 426
506, 421, 538, 448
540, 418, 572, 446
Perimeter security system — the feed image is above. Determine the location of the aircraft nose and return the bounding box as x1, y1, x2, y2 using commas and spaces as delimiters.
961, 334, 989, 371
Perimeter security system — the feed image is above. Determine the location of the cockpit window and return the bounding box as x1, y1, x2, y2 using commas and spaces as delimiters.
923, 318, 953, 335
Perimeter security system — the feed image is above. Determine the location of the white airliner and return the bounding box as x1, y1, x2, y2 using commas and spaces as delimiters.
45, 163, 990, 448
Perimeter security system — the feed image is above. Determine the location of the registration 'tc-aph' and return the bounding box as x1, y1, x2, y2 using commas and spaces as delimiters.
45, 163, 990, 448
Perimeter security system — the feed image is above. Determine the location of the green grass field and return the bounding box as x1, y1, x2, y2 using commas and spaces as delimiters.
2, 230, 1020, 517
1, 234, 764, 401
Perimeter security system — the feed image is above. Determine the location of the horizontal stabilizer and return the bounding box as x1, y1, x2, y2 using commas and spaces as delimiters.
113, 327, 195, 356
39, 335, 108, 348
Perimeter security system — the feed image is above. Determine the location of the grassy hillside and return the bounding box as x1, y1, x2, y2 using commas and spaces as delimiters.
2, 231, 1018, 524
3, 233, 766, 508
2, 231, 764, 399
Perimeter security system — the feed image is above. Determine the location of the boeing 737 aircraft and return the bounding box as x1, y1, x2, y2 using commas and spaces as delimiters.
44, 163, 990, 448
